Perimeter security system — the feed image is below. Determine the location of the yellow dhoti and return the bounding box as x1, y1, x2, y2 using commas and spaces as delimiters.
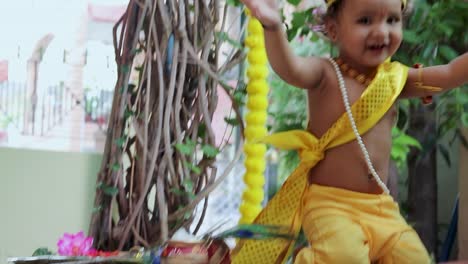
295, 184, 430, 264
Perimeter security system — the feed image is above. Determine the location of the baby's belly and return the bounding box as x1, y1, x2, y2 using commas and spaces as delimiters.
308, 141, 390, 194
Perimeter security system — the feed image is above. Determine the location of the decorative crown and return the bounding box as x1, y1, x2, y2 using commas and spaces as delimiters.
326, 0, 407, 8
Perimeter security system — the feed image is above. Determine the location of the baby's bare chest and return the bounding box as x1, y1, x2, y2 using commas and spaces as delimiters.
308, 79, 398, 137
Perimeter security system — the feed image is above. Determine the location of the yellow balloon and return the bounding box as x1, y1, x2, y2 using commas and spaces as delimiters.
245, 126, 268, 140
246, 112, 267, 126
247, 80, 269, 95
244, 158, 266, 174
250, 46, 266, 55
248, 51, 267, 64
239, 203, 262, 220
245, 35, 260, 48
247, 65, 268, 80
248, 19, 263, 35
244, 172, 266, 188
242, 189, 265, 204
244, 143, 267, 157
247, 95, 268, 111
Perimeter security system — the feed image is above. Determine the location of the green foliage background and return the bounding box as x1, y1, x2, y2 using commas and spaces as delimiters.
395, 0, 468, 163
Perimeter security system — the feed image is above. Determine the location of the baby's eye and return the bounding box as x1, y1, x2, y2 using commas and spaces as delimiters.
357, 17, 371, 25
387, 16, 401, 24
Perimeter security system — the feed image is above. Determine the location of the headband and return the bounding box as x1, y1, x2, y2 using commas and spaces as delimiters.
326, 0, 407, 8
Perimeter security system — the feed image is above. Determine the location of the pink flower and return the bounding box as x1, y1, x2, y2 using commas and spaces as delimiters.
312, 6, 326, 17
310, 25, 325, 32
57, 231, 94, 256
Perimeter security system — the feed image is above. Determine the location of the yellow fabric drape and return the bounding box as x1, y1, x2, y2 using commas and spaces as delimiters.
232, 61, 408, 264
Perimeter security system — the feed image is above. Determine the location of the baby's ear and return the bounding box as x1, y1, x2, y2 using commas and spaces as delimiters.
324, 20, 338, 42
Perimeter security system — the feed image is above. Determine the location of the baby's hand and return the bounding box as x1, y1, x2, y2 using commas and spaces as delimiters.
240, 0, 282, 29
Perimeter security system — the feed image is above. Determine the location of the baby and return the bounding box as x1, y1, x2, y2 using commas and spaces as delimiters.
232, 0, 468, 263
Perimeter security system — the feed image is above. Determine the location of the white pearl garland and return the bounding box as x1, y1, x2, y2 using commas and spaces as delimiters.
328, 58, 390, 194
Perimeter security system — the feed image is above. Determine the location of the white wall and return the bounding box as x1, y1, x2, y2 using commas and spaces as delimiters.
0, 147, 101, 263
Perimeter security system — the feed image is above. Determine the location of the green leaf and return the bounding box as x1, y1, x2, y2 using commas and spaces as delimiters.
100, 183, 119, 196
437, 143, 451, 167
287, 0, 301, 5
175, 139, 196, 155
184, 161, 202, 175
92, 205, 103, 213
287, 10, 312, 41
188, 4, 195, 12
439, 45, 458, 61
132, 48, 142, 55
188, 193, 196, 200
115, 137, 126, 148
224, 117, 240, 126
395, 134, 422, 149
171, 181, 195, 199
32, 248, 53, 256
391, 144, 408, 160
403, 30, 420, 44
184, 211, 192, 220
111, 163, 120, 171
462, 112, 468, 126
182, 178, 194, 192
191, 165, 201, 175
202, 144, 219, 158
124, 108, 135, 119
175, 143, 192, 155
435, 23, 454, 38
121, 64, 130, 74
170, 188, 186, 196
226, 0, 241, 7
120, 85, 127, 94
197, 123, 207, 139
291, 11, 308, 28
134, 65, 144, 72
438, 118, 458, 138
233, 89, 246, 105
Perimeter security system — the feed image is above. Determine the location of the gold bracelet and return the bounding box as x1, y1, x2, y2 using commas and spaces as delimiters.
413, 63, 442, 105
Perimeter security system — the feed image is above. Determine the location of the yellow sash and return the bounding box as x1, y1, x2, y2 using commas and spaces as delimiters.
231, 61, 408, 264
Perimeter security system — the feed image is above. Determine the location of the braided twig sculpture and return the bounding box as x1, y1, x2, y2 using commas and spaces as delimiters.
89, 0, 245, 250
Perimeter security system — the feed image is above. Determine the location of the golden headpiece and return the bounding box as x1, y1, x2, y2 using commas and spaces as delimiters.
326, 0, 407, 8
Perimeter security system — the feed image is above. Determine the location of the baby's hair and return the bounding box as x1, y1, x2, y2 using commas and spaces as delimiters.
325, 0, 344, 19
324, 0, 410, 19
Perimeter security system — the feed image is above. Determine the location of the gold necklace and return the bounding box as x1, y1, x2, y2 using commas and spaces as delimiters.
334, 58, 375, 86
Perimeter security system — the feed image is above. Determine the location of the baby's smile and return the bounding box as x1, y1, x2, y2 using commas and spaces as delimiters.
367, 43, 387, 50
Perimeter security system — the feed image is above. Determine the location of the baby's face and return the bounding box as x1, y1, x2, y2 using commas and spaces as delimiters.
329, 0, 403, 70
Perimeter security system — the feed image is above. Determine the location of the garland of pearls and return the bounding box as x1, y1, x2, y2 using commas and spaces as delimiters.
328, 58, 390, 194
238, 12, 270, 224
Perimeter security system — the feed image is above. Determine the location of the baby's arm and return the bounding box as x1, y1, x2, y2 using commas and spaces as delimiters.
401, 52, 468, 98
240, 0, 325, 89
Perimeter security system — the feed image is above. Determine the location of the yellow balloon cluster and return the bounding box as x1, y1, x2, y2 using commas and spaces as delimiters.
239, 13, 269, 224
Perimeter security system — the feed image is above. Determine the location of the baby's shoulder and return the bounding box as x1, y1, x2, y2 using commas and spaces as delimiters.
311, 58, 340, 92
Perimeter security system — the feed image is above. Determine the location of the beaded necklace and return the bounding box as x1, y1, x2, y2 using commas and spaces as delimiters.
329, 58, 390, 194
334, 58, 375, 86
